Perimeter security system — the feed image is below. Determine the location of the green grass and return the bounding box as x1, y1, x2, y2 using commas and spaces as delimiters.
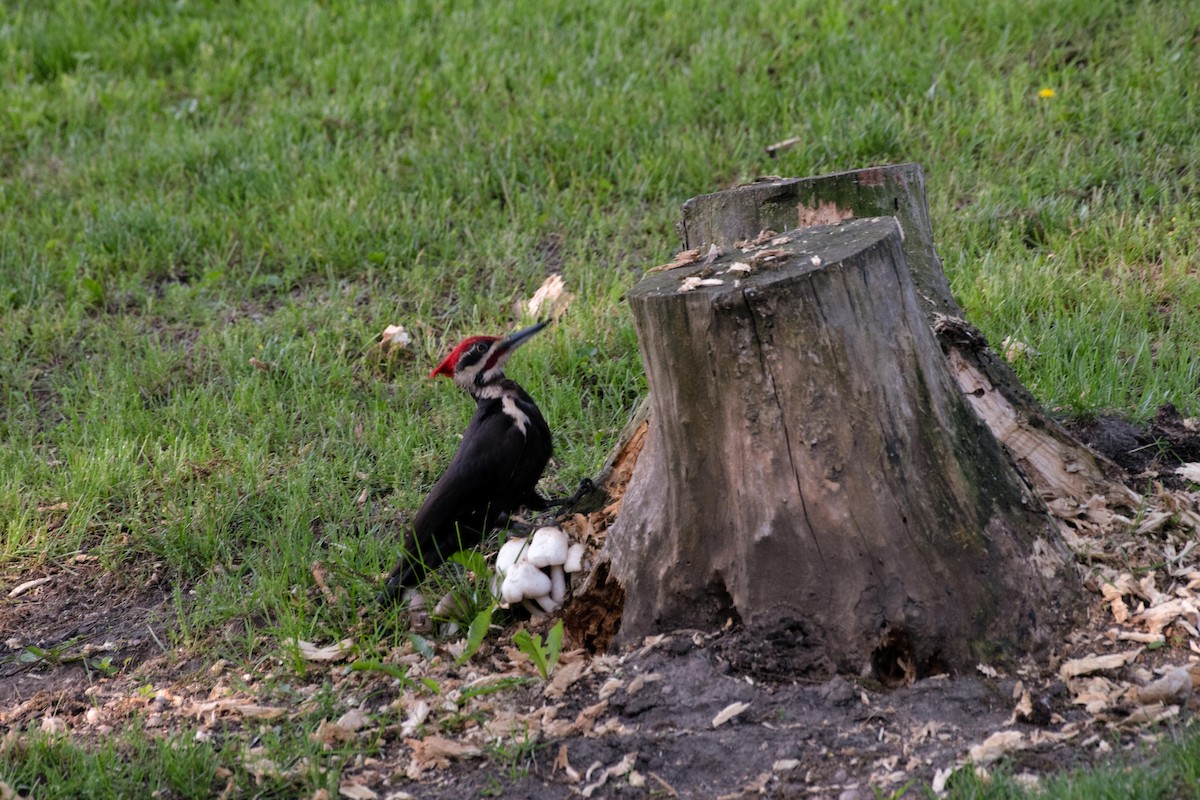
0, 728, 227, 800
940, 730, 1200, 799
2, 0, 1199, 796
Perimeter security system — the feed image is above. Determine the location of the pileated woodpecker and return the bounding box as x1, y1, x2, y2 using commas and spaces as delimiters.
379, 320, 588, 604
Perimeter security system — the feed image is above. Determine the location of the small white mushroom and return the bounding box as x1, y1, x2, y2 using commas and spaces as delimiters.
548, 569, 567, 605
564, 542, 586, 574
495, 537, 529, 576
527, 527, 569, 567
501, 561, 555, 612
492, 537, 529, 598
528, 527, 570, 605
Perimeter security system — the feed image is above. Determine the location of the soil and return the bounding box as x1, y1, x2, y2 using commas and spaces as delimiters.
2, 408, 1199, 799
1062, 404, 1200, 491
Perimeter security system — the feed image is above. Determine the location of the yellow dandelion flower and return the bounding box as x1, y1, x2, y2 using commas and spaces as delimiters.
1038, 87, 1056, 99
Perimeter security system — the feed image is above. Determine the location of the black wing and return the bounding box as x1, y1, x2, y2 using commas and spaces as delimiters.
382, 396, 552, 595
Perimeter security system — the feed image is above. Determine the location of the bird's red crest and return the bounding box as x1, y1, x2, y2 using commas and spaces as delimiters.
430, 335, 495, 378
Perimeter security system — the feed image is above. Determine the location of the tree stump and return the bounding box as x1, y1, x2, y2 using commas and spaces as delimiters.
677, 164, 1137, 519
604, 216, 1083, 678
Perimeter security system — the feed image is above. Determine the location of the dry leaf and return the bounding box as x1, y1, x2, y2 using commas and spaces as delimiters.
1100, 582, 1131, 624
312, 562, 340, 605
711, 701, 751, 728
378, 324, 412, 354
405, 735, 483, 771
545, 659, 589, 699
311, 719, 355, 747
526, 274, 573, 319
1000, 336, 1036, 362
248, 357, 272, 371
336, 708, 369, 732
295, 639, 355, 663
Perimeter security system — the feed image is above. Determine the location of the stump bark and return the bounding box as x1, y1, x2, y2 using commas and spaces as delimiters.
604, 213, 1084, 677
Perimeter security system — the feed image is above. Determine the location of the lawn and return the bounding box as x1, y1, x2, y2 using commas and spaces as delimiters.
2, 0, 1199, 797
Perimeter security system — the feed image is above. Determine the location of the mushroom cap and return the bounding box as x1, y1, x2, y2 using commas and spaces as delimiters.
501, 560, 552, 605
495, 537, 529, 576
526, 526, 569, 568
564, 542, 586, 573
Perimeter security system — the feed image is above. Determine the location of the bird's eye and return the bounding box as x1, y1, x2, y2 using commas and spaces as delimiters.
473, 342, 488, 354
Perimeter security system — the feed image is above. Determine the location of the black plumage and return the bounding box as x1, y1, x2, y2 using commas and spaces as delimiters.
379, 322, 555, 603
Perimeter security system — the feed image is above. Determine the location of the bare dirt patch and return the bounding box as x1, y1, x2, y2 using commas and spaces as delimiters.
0, 562, 171, 723
1064, 404, 1200, 491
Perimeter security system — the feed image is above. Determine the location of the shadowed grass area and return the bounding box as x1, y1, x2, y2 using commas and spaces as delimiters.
1, 0, 1199, 796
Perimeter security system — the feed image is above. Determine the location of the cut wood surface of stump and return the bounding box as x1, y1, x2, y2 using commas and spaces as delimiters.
604, 215, 1083, 679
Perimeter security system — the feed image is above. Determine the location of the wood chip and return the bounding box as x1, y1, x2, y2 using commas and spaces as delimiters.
648, 248, 702, 273
748, 248, 789, 264
765, 136, 801, 156
581, 752, 637, 798
543, 700, 608, 738
338, 781, 379, 800
1059, 648, 1143, 680
8, 577, 53, 598
552, 744, 582, 783
711, 701, 751, 728
295, 638, 354, 662
336, 708, 369, 732
968, 730, 1027, 765
1134, 598, 1198, 635
1175, 463, 1200, 484
625, 672, 661, 695
185, 698, 287, 720
1136, 667, 1193, 705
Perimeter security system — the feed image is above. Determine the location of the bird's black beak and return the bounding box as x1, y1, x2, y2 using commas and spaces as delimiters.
500, 320, 549, 352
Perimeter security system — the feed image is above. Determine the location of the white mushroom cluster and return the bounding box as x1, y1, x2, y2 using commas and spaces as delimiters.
493, 527, 586, 615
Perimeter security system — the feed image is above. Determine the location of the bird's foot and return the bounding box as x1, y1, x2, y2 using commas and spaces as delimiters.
548, 477, 596, 510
